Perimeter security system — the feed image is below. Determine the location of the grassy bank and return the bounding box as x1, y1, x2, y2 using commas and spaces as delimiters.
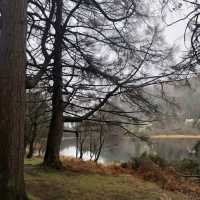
25, 158, 189, 200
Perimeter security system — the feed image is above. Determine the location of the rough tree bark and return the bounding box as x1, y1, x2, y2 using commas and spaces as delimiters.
0, 0, 27, 199
44, 0, 64, 168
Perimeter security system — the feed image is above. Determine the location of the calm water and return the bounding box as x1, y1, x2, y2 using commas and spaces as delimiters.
60, 134, 200, 163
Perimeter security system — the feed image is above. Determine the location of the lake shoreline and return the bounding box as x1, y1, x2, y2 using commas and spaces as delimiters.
151, 135, 200, 139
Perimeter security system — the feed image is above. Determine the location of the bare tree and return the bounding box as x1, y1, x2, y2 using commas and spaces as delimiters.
27, 0, 174, 168
25, 90, 50, 158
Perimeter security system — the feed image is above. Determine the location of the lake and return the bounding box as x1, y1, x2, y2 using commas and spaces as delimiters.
60, 134, 200, 163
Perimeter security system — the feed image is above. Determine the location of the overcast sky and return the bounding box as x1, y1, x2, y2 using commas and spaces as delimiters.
163, 2, 193, 59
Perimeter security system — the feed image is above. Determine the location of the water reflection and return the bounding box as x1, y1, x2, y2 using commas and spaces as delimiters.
60, 146, 105, 163
60, 135, 200, 163
60, 136, 153, 163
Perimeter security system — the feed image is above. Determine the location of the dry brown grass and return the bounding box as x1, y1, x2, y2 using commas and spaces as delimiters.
61, 156, 133, 175
25, 158, 188, 200
25, 157, 200, 199
136, 158, 200, 196
60, 156, 200, 197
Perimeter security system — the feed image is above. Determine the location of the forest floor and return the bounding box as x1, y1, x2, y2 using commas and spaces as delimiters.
24, 158, 197, 200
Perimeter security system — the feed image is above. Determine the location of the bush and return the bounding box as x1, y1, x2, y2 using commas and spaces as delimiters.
130, 153, 167, 170
147, 154, 167, 168
173, 159, 200, 175
129, 157, 141, 170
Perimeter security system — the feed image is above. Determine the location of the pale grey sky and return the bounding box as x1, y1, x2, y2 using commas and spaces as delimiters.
163, 2, 193, 59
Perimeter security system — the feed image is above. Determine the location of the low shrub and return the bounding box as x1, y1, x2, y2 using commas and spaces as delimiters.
173, 159, 200, 175
130, 153, 167, 170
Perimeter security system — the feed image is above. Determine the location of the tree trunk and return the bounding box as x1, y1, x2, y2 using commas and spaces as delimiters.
27, 142, 34, 159
79, 140, 84, 160
0, 0, 27, 199
75, 131, 79, 158
44, 0, 64, 168
94, 126, 104, 163
27, 123, 37, 159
